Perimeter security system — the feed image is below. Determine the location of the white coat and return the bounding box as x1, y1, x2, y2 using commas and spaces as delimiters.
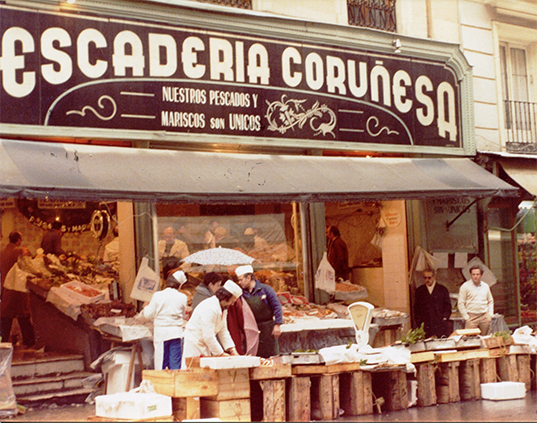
182, 296, 235, 362
142, 288, 187, 370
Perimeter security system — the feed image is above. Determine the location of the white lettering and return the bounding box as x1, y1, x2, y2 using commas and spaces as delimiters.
437, 81, 457, 141
210, 37, 234, 81
149, 33, 177, 77
393, 70, 412, 113
41, 28, 72, 85
0, 27, 35, 97
415, 75, 434, 126
247, 43, 269, 85
326, 55, 346, 95
77, 29, 107, 79
282, 47, 302, 87
370, 64, 391, 107
305, 52, 323, 91
112, 30, 144, 76
182, 36, 205, 79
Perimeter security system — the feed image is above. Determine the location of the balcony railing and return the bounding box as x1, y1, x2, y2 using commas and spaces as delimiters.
196, 0, 251, 9
348, 0, 396, 32
504, 100, 537, 154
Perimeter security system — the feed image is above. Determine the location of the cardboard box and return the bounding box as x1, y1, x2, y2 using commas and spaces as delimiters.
102, 350, 140, 395
95, 392, 172, 420
480, 382, 525, 400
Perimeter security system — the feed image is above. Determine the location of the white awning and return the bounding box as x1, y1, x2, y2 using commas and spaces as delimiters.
0, 139, 518, 204
500, 159, 537, 197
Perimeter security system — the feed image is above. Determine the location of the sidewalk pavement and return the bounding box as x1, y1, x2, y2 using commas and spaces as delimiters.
7, 389, 537, 422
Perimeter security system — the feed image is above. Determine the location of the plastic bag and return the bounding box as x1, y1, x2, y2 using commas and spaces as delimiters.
315, 252, 335, 293
130, 257, 160, 303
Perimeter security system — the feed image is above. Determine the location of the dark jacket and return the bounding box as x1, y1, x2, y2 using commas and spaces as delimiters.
41, 229, 65, 256
414, 282, 452, 338
327, 236, 350, 280
191, 284, 213, 313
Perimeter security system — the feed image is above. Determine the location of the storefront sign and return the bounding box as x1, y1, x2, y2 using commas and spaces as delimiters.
0, 5, 462, 151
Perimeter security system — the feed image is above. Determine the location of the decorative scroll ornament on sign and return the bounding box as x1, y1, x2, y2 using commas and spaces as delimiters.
265, 95, 336, 138
66, 95, 117, 121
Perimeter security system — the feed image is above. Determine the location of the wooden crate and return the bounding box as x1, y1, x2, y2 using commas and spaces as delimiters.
372, 369, 408, 411
250, 364, 291, 380
416, 362, 436, 407
339, 371, 373, 416
479, 357, 497, 384
206, 368, 250, 400
497, 355, 519, 382
142, 368, 217, 397
287, 376, 311, 422
484, 336, 514, 349
435, 362, 460, 404
259, 379, 286, 422
517, 354, 531, 391
172, 397, 200, 422
310, 374, 340, 420
459, 359, 481, 401
200, 398, 250, 421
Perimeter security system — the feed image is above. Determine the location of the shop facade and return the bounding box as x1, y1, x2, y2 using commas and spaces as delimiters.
0, 0, 518, 342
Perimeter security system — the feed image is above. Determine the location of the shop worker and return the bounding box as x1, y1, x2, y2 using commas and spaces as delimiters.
235, 264, 283, 358
458, 265, 494, 336
182, 280, 243, 364
41, 221, 65, 256
1, 231, 35, 348
414, 268, 452, 338
326, 225, 350, 281
139, 270, 188, 370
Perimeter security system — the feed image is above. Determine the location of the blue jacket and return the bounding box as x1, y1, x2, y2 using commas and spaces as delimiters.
242, 279, 283, 325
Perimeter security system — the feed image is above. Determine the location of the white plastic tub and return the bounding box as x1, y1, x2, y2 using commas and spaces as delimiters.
95, 392, 172, 419
480, 382, 525, 400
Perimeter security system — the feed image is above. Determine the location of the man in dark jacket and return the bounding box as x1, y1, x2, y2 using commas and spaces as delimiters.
414, 268, 452, 338
326, 225, 350, 281
41, 221, 65, 256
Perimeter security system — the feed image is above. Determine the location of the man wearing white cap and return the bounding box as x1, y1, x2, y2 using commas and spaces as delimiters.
139, 270, 188, 370
235, 265, 283, 358
182, 280, 242, 363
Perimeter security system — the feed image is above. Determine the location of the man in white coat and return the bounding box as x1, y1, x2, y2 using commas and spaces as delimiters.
140, 270, 188, 370
182, 280, 242, 364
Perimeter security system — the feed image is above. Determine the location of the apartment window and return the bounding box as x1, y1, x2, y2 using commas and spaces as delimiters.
348, 0, 396, 32
196, 0, 252, 9
500, 43, 536, 153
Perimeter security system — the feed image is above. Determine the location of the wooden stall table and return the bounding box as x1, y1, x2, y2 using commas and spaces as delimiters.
365, 364, 408, 412
289, 361, 362, 421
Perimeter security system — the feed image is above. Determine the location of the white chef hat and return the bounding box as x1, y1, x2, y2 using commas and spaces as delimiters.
235, 264, 254, 277
223, 280, 243, 298
172, 270, 187, 285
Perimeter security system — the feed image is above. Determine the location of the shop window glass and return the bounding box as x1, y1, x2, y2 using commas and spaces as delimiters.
155, 202, 303, 296
487, 207, 518, 325
516, 202, 537, 324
